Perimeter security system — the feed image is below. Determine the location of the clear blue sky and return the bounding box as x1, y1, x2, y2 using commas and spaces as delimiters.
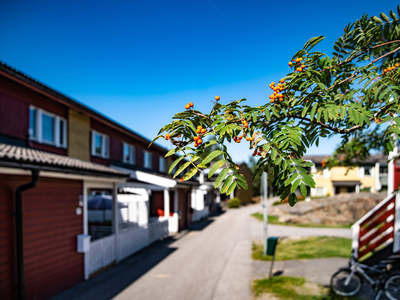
1, 1, 398, 162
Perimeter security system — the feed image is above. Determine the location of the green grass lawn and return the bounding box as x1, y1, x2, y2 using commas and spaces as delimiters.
251, 212, 353, 228
253, 276, 359, 300
252, 236, 352, 261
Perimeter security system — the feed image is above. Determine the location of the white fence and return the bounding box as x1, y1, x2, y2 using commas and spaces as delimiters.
117, 226, 149, 261
86, 234, 116, 277
148, 217, 169, 244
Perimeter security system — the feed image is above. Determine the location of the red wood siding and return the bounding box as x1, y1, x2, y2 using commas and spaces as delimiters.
394, 160, 400, 190
153, 155, 160, 172
0, 178, 16, 300
150, 191, 164, 217
110, 136, 122, 162
90, 156, 110, 166
0, 91, 29, 140
0, 174, 84, 300
90, 118, 165, 169
0, 76, 67, 118
30, 141, 67, 156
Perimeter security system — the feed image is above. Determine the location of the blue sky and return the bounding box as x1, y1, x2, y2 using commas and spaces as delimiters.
1, 1, 398, 162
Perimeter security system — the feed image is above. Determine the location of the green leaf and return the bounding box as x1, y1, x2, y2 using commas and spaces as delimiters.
285, 173, 298, 186
380, 12, 390, 22
263, 143, 271, 153
208, 159, 225, 178
165, 147, 181, 157
173, 161, 191, 178
265, 109, 271, 121
288, 194, 297, 207
221, 175, 233, 194
300, 183, 307, 197
212, 118, 223, 127
202, 150, 223, 165
169, 155, 185, 174
237, 180, 248, 190
215, 168, 229, 188
182, 167, 198, 181
310, 105, 318, 121
303, 35, 325, 51
215, 122, 225, 132
291, 179, 300, 193
233, 173, 246, 183
226, 181, 237, 196
271, 149, 277, 160
372, 16, 383, 24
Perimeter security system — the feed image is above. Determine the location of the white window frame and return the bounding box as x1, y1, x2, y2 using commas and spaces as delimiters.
144, 151, 152, 169
122, 142, 135, 165
29, 106, 67, 148
91, 130, 109, 158
159, 157, 166, 172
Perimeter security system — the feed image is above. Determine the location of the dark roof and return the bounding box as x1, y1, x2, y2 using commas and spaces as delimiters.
0, 144, 129, 177
304, 154, 388, 166
0, 61, 167, 154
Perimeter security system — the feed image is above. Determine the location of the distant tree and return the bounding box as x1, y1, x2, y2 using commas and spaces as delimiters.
152, 7, 400, 206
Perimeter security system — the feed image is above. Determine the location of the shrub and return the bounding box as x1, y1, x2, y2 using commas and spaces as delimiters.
228, 198, 241, 208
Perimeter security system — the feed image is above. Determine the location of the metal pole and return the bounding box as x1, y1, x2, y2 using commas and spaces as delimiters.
262, 172, 268, 256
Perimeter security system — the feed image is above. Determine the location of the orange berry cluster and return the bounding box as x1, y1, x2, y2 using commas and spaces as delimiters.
242, 119, 249, 128
321, 160, 326, 168
193, 136, 203, 147
289, 57, 305, 72
269, 79, 286, 103
245, 136, 255, 142
383, 63, 399, 75
252, 147, 262, 157
196, 125, 206, 134
164, 133, 171, 140
215, 95, 220, 101
193, 125, 206, 147
233, 135, 243, 143
185, 102, 194, 109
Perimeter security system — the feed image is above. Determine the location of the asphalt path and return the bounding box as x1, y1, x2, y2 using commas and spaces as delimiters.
52, 203, 355, 300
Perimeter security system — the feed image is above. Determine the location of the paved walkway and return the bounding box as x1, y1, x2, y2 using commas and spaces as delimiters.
51, 203, 380, 300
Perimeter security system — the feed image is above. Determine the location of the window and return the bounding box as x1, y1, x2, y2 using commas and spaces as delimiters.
159, 157, 166, 172
123, 143, 135, 165
364, 167, 373, 176
144, 151, 152, 169
29, 106, 67, 148
91, 130, 109, 158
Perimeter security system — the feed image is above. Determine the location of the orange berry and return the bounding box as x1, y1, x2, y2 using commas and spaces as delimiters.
198, 139, 203, 144
280, 79, 284, 83
246, 137, 250, 141
395, 63, 399, 67
301, 65, 305, 68
185, 104, 190, 109
215, 95, 220, 101
189, 102, 193, 107
271, 82, 275, 86
270, 99, 274, 103
236, 140, 240, 143
238, 136, 243, 139
194, 136, 198, 141
250, 137, 254, 141
288, 62, 292, 66
194, 143, 198, 147
201, 128, 206, 133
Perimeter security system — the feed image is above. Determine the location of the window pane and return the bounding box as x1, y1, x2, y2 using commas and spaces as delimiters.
95, 134, 102, 155
30, 108, 36, 138
131, 146, 135, 164
123, 144, 130, 163
42, 114, 54, 142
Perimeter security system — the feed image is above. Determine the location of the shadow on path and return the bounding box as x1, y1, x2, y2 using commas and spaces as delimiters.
51, 211, 225, 300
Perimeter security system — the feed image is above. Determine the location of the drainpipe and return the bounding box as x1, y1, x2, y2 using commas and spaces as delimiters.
15, 170, 40, 300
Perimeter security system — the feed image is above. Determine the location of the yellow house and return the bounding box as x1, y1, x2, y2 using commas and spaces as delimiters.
304, 154, 388, 197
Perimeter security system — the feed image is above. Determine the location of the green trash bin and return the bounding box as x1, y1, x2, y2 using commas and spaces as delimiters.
266, 237, 279, 278
267, 237, 279, 256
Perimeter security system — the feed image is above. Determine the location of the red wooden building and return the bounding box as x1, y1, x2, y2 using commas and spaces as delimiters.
0, 61, 217, 300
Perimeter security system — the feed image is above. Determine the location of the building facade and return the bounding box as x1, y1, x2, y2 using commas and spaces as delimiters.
0, 62, 217, 300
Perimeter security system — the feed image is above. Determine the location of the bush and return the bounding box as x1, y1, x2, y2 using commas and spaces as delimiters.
228, 198, 241, 208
